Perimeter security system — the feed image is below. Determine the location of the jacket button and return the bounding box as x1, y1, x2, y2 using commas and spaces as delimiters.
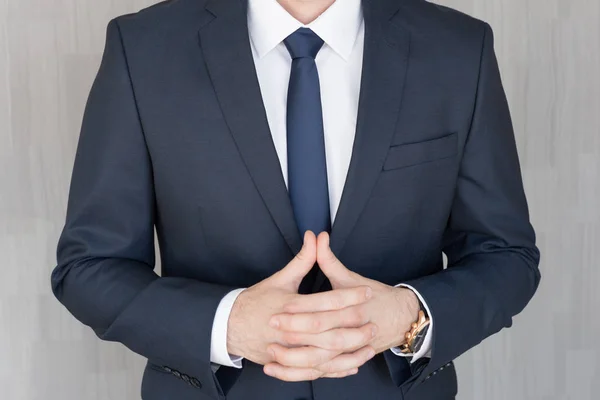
190, 378, 202, 388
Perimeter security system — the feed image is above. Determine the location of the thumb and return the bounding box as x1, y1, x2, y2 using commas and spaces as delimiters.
273, 230, 317, 289
316, 232, 355, 285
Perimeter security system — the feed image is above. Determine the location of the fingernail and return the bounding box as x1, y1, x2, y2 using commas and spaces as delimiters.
365, 287, 372, 299
351, 368, 359, 375
269, 317, 279, 328
367, 349, 375, 359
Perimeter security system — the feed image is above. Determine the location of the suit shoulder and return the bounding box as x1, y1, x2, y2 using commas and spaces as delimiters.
109, 0, 207, 34
395, 0, 490, 45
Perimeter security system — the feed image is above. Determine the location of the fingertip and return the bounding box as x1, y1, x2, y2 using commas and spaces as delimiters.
316, 232, 330, 256
308, 230, 318, 242
314, 231, 322, 243
264, 364, 274, 376
269, 316, 280, 329
366, 346, 376, 359
303, 231, 317, 253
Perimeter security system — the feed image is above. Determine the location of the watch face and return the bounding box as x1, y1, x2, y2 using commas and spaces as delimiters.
411, 325, 429, 353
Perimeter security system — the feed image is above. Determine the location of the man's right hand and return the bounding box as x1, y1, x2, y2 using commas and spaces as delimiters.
227, 231, 378, 379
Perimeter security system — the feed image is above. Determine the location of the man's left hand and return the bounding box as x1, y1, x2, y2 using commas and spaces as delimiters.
264, 232, 420, 381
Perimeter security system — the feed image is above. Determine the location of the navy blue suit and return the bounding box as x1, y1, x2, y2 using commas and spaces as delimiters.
51, 0, 541, 399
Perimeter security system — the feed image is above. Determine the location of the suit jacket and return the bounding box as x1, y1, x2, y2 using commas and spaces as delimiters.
51, 0, 541, 399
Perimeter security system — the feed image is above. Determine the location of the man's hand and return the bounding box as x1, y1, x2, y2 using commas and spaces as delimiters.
264, 231, 420, 380
227, 231, 378, 378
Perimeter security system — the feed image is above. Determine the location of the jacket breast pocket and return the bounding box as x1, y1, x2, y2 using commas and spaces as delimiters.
382, 132, 458, 171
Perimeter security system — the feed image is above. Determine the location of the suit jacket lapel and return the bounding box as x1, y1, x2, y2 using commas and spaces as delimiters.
313, 0, 411, 292
198, 0, 303, 257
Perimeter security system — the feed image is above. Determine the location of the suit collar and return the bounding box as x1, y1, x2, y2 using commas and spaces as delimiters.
247, 0, 363, 61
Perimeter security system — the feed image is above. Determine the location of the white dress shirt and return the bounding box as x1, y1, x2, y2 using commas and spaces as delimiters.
210, 0, 433, 369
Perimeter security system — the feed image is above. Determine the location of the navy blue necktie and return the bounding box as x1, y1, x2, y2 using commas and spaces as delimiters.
284, 28, 331, 293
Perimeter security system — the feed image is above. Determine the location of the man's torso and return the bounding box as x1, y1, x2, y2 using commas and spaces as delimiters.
114, 0, 487, 398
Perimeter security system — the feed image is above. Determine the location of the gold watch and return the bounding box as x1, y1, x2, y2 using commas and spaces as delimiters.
399, 306, 430, 354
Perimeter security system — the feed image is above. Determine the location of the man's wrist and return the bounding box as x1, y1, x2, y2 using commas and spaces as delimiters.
392, 287, 420, 347
399, 286, 420, 323
226, 288, 247, 359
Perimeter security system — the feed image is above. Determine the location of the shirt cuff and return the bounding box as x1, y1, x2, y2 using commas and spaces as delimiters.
389, 283, 433, 363
210, 288, 246, 368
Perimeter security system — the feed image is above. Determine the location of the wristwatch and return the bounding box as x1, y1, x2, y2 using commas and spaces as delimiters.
399, 298, 430, 354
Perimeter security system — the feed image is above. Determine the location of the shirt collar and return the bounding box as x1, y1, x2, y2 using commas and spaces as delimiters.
247, 0, 363, 61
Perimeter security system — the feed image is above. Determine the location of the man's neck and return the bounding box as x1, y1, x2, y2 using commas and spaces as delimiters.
277, 0, 336, 24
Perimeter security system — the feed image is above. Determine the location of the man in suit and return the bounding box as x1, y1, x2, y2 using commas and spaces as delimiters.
51, 0, 541, 399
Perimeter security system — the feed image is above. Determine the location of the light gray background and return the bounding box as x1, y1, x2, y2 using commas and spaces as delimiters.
1, 0, 599, 399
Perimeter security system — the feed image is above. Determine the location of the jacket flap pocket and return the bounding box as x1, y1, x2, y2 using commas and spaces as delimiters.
383, 132, 458, 171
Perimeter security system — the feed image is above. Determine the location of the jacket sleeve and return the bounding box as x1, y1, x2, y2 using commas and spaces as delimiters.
50, 18, 237, 399
400, 22, 541, 393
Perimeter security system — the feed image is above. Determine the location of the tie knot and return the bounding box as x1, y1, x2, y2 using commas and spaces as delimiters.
284, 28, 324, 60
